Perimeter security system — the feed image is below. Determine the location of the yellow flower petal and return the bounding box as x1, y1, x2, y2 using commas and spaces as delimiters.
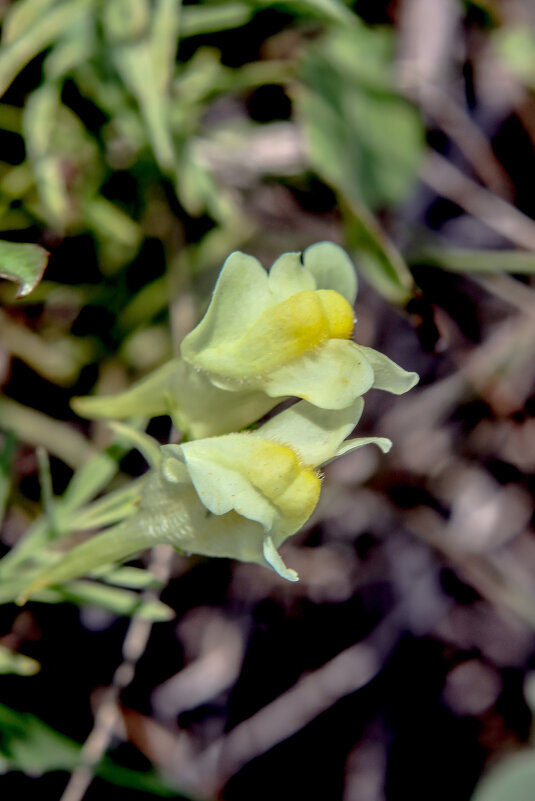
180, 434, 321, 540
188, 289, 354, 378
260, 340, 374, 409
316, 289, 355, 339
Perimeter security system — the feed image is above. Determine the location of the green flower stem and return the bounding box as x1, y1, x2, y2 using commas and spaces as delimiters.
18, 523, 154, 604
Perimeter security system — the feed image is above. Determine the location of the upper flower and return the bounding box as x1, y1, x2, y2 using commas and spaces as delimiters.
72, 242, 418, 436
181, 242, 372, 410
181, 241, 418, 409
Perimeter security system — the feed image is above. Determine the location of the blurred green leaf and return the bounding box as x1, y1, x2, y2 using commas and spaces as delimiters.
471, 752, 535, 801
105, 0, 177, 174
103, 0, 150, 42
119, 275, 170, 330
245, 0, 355, 25
344, 199, 414, 304
180, 3, 253, 37
0, 0, 92, 97
0, 310, 94, 385
297, 25, 424, 209
63, 478, 141, 531
411, 247, 535, 274
0, 164, 35, 229
177, 140, 226, 218
98, 565, 162, 589
0, 702, 82, 775
23, 84, 101, 230
52, 580, 174, 621
0, 397, 95, 469
43, 9, 96, 80
296, 26, 421, 303
83, 196, 142, 273
120, 325, 172, 371
0, 645, 40, 676
150, 0, 183, 91
60, 452, 122, 514
494, 27, 535, 90
0, 442, 140, 580
0, 431, 16, 526
36, 446, 58, 540
2, 0, 63, 45
0, 555, 170, 618
0, 103, 23, 133
0, 240, 48, 298
524, 672, 535, 717
0, 702, 183, 795
282, 0, 356, 24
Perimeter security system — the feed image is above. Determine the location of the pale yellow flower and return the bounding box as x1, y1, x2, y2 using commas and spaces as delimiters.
73, 242, 418, 437
20, 397, 391, 595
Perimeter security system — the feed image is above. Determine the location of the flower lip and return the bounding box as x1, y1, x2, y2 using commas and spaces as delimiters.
179, 433, 322, 538
187, 288, 355, 379
180, 245, 359, 382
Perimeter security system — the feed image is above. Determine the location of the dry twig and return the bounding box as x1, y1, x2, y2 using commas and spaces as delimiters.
58, 545, 175, 801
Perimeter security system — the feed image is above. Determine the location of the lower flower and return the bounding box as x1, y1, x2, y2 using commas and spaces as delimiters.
19, 397, 392, 598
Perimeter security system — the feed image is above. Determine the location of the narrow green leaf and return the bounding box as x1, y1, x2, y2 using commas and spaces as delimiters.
293, 0, 356, 24
0, 519, 51, 579
0, 396, 95, 469
297, 26, 424, 209
493, 27, 535, 90
98, 565, 161, 590
0, 645, 40, 676
471, 751, 535, 801
107, 421, 162, 468
60, 451, 120, 513
0, 0, 92, 97
0, 240, 48, 297
0, 431, 16, 526
0, 450, 132, 577
0, 103, 23, 133
410, 247, 535, 274
55, 581, 174, 621
36, 446, 58, 540
0, 573, 37, 604
43, 11, 96, 80
150, 0, 182, 91
0, 702, 80, 774
2, 0, 60, 45
18, 522, 155, 603
252, 0, 356, 25
111, 34, 175, 172
96, 761, 184, 798
72, 480, 143, 531
119, 274, 169, 329
296, 25, 421, 303
344, 199, 414, 304
83, 196, 142, 250
180, 3, 253, 37
0, 703, 184, 795
0, 309, 93, 384
23, 85, 72, 229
